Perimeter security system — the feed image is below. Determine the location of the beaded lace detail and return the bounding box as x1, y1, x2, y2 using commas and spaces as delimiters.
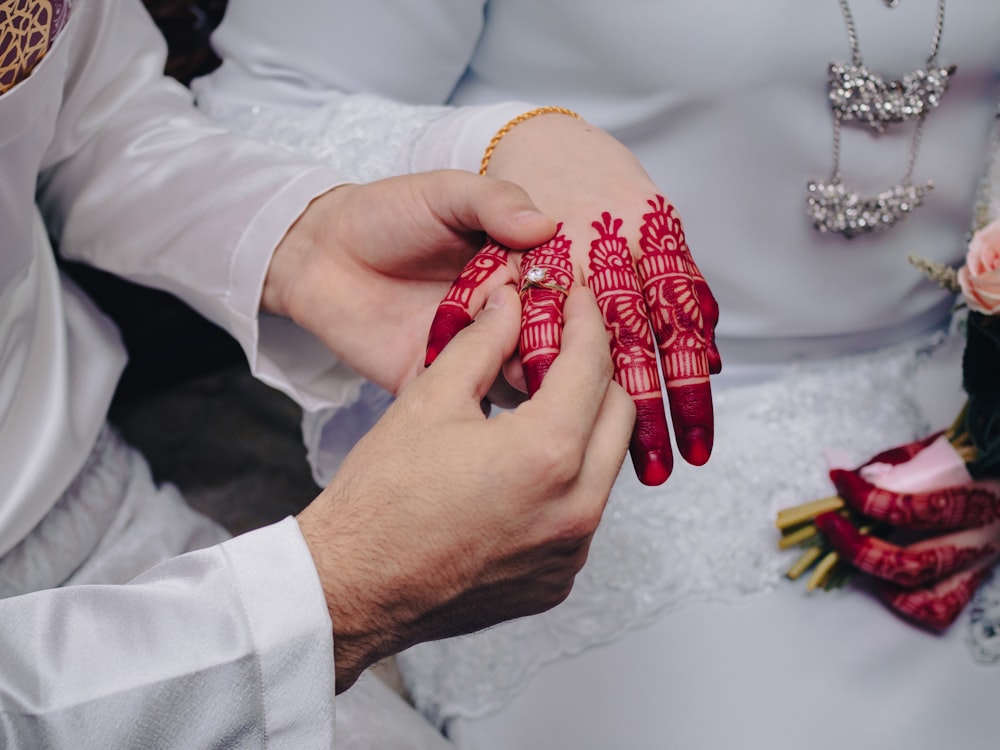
195, 93, 453, 183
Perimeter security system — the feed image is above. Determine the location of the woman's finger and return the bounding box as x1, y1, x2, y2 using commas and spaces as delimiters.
586, 210, 673, 486
635, 195, 714, 467
694, 276, 722, 375
425, 238, 514, 366
517, 229, 575, 394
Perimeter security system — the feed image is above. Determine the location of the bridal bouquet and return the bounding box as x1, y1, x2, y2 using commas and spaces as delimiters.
777, 215, 1000, 631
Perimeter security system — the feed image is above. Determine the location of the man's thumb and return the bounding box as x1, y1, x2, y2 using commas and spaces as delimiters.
425, 285, 522, 401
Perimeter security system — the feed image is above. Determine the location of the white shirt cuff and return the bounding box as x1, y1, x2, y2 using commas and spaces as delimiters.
221, 516, 336, 746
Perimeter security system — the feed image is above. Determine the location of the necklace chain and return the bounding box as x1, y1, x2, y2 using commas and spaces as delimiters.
840, 0, 945, 65
807, 0, 954, 239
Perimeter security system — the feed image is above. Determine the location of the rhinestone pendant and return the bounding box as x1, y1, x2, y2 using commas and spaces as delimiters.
806, 179, 933, 239
828, 62, 955, 133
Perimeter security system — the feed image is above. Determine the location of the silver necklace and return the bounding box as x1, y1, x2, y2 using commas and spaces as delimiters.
806, 0, 955, 239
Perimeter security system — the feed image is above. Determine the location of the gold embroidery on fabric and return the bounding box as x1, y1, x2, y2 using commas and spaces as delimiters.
0, 0, 54, 94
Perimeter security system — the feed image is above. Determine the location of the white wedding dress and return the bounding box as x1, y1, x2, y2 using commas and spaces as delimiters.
195, 2, 1000, 747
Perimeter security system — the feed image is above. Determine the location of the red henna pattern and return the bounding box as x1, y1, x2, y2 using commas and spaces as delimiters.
587, 211, 672, 483
635, 195, 713, 466
831, 469, 1000, 531
635, 196, 710, 384
425, 239, 510, 366
883, 566, 993, 631
853, 539, 992, 587
815, 512, 1000, 587
587, 212, 658, 394
518, 229, 575, 394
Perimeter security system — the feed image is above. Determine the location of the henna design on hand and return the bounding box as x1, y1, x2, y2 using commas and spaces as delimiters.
635, 195, 714, 466
587, 211, 672, 484
423, 196, 720, 488
426, 238, 510, 367
518, 228, 575, 395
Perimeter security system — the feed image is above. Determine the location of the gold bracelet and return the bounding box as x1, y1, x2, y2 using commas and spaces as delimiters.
478, 106, 582, 176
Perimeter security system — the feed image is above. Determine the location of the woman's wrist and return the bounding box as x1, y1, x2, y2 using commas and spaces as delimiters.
479, 106, 583, 175
480, 112, 654, 210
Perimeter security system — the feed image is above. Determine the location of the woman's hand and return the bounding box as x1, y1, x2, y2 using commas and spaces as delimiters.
425, 113, 720, 486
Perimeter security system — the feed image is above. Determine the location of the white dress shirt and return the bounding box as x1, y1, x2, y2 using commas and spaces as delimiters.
0, 0, 387, 745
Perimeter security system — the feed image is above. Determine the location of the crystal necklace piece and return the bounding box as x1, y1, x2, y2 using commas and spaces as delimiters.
807, 0, 953, 239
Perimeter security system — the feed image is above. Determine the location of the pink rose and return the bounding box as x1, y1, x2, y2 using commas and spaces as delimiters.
959, 217, 1000, 314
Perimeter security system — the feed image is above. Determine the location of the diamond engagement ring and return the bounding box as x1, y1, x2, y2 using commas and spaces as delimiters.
520, 267, 570, 294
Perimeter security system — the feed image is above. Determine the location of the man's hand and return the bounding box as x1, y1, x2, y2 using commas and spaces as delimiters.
262, 170, 557, 395
296, 285, 634, 691
424, 113, 720, 485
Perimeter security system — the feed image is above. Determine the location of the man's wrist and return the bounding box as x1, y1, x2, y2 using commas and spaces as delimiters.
261, 185, 355, 320
296, 500, 402, 692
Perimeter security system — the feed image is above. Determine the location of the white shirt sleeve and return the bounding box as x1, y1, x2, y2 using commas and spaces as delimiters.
0, 517, 336, 748
35, 0, 356, 411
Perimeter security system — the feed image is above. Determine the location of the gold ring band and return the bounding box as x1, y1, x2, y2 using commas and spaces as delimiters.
520, 267, 571, 295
